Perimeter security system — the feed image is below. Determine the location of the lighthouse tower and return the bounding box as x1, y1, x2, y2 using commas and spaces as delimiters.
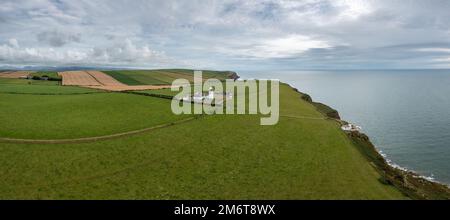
208, 87, 214, 99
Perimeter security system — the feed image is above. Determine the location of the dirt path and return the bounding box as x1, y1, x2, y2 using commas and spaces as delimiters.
0, 117, 197, 144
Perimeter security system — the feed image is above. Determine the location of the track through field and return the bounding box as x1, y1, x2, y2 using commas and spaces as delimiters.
0, 117, 197, 144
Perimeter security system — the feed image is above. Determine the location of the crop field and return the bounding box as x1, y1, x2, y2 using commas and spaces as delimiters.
0, 71, 33, 79
85, 71, 125, 86
0, 70, 407, 199
59, 71, 102, 86
102, 69, 233, 85
58, 70, 174, 91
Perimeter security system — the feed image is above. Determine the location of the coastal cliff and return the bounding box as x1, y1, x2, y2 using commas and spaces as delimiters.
226, 71, 240, 80
294, 87, 450, 200
299, 92, 341, 120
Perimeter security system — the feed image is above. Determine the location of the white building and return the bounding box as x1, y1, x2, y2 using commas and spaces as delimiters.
192, 92, 204, 102
207, 87, 214, 100
341, 123, 362, 132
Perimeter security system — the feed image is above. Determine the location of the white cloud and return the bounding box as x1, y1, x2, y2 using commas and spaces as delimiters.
257, 35, 330, 58
334, 0, 374, 19
37, 30, 81, 47
221, 35, 330, 59
8, 38, 19, 48
416, 48, 450, 53
1, 0, 450, 69
0, 38, 175, 66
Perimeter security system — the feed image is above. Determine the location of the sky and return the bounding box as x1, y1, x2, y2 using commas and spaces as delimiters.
1, 0, 450, 70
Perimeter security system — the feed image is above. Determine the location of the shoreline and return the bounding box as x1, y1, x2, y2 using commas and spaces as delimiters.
285, 82, 450, 199
378, 149, 441, 184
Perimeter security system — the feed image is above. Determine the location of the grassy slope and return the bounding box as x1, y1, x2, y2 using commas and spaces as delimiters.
0, 79, 406, 199
133, 88, 179, 96
162, 69, 235, 79
101, 71, 144, 85
133, 84, 206, 97
0, 93, 190, 139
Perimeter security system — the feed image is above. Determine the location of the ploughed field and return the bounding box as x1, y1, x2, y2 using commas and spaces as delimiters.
0, 70, 407, 199
58, 70, 173, 91
0, 71, 32, 79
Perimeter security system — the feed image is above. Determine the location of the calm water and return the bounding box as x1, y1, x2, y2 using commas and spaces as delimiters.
241, 70, 450, 184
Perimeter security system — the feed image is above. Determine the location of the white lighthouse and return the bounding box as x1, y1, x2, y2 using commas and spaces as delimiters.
207, 87, 214, 100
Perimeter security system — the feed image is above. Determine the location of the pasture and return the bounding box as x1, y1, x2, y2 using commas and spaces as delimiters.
0, 69, 407, 199
0, 78, 101, 94
0, 92, 190, 139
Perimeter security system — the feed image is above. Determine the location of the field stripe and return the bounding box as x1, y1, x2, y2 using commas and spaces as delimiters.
0, 117, 197, 144
85, 71, 126, 86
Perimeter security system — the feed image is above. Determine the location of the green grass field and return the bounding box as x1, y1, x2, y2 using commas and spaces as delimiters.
0, 78, 60, 86
102, 69, 233, 85
0, 70, 407, 199
0, 78, 102, 94
133, 88, 179, 96
30, 71, 61, 80
0, 93, 191, 139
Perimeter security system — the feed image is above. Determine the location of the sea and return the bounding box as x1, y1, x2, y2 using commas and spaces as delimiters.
240, 69, 450, 185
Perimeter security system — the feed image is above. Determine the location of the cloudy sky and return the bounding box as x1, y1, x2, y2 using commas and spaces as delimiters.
1, 0, 450, 70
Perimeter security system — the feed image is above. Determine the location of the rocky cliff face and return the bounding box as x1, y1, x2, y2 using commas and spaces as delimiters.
299, 91, 341, 120
348, 130, 450, 200
227, 71, 240, 80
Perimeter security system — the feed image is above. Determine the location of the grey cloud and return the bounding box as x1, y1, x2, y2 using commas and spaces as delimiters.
1, 0, 450, 69
0, 38, 179, 67
36, 30, 81, 47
